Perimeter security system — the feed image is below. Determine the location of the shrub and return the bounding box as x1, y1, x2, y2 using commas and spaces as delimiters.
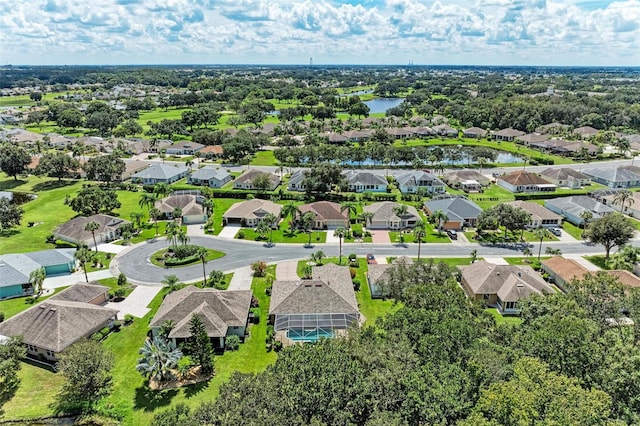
111, 320, 122, 331
237, 230, 245, 239
348, 253, 357, 261
364, 231, 372, 237
352, 279, 361, 291
100, 327, 110, 337
124, 314, 134, 324
251, 307, 261, 324
172, 244, 199, 259
225, 335, 241, 351
273, 341, 283, 352
265, 286, 272, 296
117, 272, 127, 287
349, 268, 357, 279
91, 332, 103, 342
0, 312, 4, 323
352, 230, 363, 238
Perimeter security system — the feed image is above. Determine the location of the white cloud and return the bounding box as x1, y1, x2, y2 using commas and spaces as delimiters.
0, 0, 638, 65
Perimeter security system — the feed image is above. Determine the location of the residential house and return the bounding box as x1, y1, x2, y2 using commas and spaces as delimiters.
539, 168, 591, 188
287, 170, 308, 192
574, 126, 599, 139
443, 170, 491, 188
385, 127, 415, 139
581, 166, 640, 188
199, 145, 224, 159
155, 194, 207, 224
491, 128, 525, 141
545, 196, 615, 226
149, 286, 252, 349
497, 171, 556, 193
223, 199, 282, 227
233, 170, 280, 191
299, 201, 349, 229
432, 124, 459, 137
367, 256, 413, 298
121, 160, 151, 181
424, 197, 483, 230
165, 141, 205, 155
515, 133, 550, 146
188, 167, 232, 188
343, 129, 373, 142
0, 283, 117, 361
269, 264, 359, 344
535, 122, 571, 135
55, 214, 131, 247
459, 260, 554, 314
363, 202, 420, 230
463, 127, 487, 139
0, 249, 75, 299
596, 190, 640, 217
505, 201, 563, 228
393, 170, 445, 194
319, 132, 349, 144
131, 164, 189, 185
343, 170, 388, 193
541, 257, 589, 290
605, 270, 640, 291
408, 126, 435, 137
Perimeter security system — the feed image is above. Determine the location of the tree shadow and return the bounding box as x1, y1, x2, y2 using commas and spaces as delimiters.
0, 229, 20, 238
183, 379, 210, 398
134, 385, 178, 411
32, 179, 78, 192
0, 179, 28, 191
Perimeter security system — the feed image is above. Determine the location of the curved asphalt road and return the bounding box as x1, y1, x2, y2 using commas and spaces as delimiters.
113, 235, 628, 285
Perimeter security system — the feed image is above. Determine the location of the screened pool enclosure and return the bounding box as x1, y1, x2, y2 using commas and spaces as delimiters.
274, 313, 359, 342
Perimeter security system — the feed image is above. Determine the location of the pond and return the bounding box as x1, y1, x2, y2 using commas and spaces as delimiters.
363, 98, 404, 114
342, 151, 524, 166
0, 191, 35, 205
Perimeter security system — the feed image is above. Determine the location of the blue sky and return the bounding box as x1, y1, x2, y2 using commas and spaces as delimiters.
1, 0, 639, 66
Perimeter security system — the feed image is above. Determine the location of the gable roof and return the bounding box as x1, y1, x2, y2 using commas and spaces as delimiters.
581, 166, 640, 184
150, 286, 252, 339
270, 264, 358, 315
498, 171, 553, 186
505, 201, 562, 221
463, 127, 487, 136
235, 169, 279, 185
540, 168, 590, 181
343, 170, 387, 186
132, 164, 188, 180
0, 300, 117, 352
55, 214, 130, 242
363, 202, 420, 222
49, 282, 110, 303
545, 196, 615, 217
155, 194, 203, 216
189, 167, 230, 181
424, 197, 483, 222
493, 128, 525, 138
299, 201, 348, 221
394, 170, 444, 188
460, 260, 554, 298
223, 199, 282, 220
0, 249, 75, 288
541, 257, 589, 283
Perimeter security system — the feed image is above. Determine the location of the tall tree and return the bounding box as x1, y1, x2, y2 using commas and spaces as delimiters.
29, 266, 46, 296
136, 336, 183, 382
55, 340, 114, 414
613, 190, 635, 214
0, 336, 25, 416
188, 313, 214, 375
412, 220, 427, 260
334, 227, 346, 265
263, 213, 279, 245
34, 152, 80, 181
0, 144, 31, 180
0, 198, 23, 232
534, 227, 551, 260
195, 246, 208, 285
301, 211, 317, 247
153, 183, 173, 199
138, 192, 158, 213
431, 210, 448, 235
281, 202, 300, 230
84, 221, 100, 252
340, 201, 358, 224
83, 154, 125, 183
584, 213, 636, 259
69, 186, 121, 216
149, 207, 162, 236
74, 247, 94, 282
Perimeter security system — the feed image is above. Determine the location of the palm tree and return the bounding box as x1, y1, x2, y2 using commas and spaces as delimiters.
84, 221, 100, 252
153, 183, 172, 199
431, 210, 449, 235
412, 220, 427, 260
165, 221, 181, 249
256, 220, 270, 241
311, 250, 326, 266
580, 210, 593, 234
545, 247, 562, 256
334, 227, 346, 265
340, 202, 358, 227
177, 228, 190, 246
129, 212, 145, 231
138, 193, 158, 213
201, 198, 215, 217
75, 247, 94, 282
534, 227, 551, 260
136, 336, 183, 382
195, 246, 208, 286
470, 249, 478, 264
161, 274, 181, 291
149, 208, 161, 237
360, 211, 374, 229
281, 202, 300, 230
613, 190, 634, 214
301, 211, 317, 247
263, 213, 279, 245
29, 266, 46, 296
392, 204, 410, 229
522, 247, 532, 258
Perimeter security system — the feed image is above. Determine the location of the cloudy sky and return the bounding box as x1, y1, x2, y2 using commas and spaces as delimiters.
1, 0, 639, 66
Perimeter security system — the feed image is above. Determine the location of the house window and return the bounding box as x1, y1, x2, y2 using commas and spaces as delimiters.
483, 294, 490, 300
46, 349, 55, 358
26, 344, 37, 352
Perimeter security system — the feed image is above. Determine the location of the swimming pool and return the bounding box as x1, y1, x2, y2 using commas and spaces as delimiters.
287, 328, 334, 342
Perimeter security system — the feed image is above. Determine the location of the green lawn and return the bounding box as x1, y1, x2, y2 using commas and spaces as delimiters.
237, 226, 327, 244
149, 248, 226, 268
344, 223, 373, 243
487, 308, 523, 326
0, 287, 67, 320
209, 198, 242, 235
584, 255, 608, 270
84, 251, 114, 272
250, 150, 278, 166
503, 257, 550, 266
466, 184, 516, 210
1, 361, 65, 419
562, 221, 584, 240
389, 224, 451, 244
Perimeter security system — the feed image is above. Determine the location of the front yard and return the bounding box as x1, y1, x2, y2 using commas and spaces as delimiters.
236, 225, 328, 244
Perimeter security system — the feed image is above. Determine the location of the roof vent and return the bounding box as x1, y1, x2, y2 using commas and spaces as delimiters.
517, 271, 522, 277
49, 308, 56, 312
517, 283, 525, 288
496, 272, 500, 276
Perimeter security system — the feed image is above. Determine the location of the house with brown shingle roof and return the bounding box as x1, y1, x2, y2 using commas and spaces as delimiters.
269, 264, 359, 343
0, 283, 116, 361
154, 194, 207, 224
299, 201, 349, 230
223, 199, 282, 227
505, 201, 563, 228
541, 257, 589, 290
150, 286, 252, 349
199, 145, 224, 159
491, 128, 525, 141
54, 214, 130, 247
463, 127, 487, 139
539, 168, 591, 189
497, 171, 556, 193
459, 260, 554, 314
233, 170, 280, 191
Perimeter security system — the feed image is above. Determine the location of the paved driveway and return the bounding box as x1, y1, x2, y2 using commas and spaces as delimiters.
227, 266, 253, 290
371, 230, 391, 244
276, 260, 299, 280
106, 285, 162, 319
218, 225, 241, 239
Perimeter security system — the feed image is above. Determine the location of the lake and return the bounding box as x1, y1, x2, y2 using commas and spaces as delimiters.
363, 98, 404, 114
342, 151, 524, 166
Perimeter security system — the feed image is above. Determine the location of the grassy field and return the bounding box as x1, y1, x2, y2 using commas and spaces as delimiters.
250, 150, 278, 166
487, 307, 523, 325
389, 223, 451, 244
562, 221, 584, 239
0, 287, 67, 320
237, 226, 327, 244
1, 361, 65, 419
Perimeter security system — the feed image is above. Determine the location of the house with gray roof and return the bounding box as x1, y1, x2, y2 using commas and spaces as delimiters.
269, 264, 359, 344
155, 194, 207, 224
459, 260, 554, 315
581, 165, 640, 188
491, 128, 525, 141
131, 164, 189, 185
187, 167, 231, 188
343, 170, 388, 193
223, 199, 282, 227
515, 133, 550, 145
424, 197, 483, 230
443, 170, 491, 188
363, 202, 420, 230
393, 170, 445, 194
0, 283, 116, 361
287, 169, 309, 192
0, 249, 75, 299
545, 195, 615, 225
539, 168, 591, 189
367, 256, 413, 298
574, 126, 599, 139
233, 170, 280, 191
463, 127, 487, 139
55, 214, 130, 247
165, 140, 205, 155
150, 286, 252, 349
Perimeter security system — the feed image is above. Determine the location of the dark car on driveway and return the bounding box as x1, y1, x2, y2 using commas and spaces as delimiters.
366, 254, 377, 264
